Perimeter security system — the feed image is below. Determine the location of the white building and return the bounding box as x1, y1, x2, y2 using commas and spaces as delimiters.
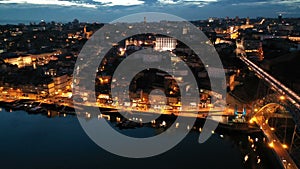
154, 37, 177, 51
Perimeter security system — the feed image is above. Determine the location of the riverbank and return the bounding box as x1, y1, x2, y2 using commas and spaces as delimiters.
0, 98, 261, 135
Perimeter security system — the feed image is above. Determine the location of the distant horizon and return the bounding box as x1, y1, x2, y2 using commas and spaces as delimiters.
1, 0, 300, 24
1, 15, 300, 25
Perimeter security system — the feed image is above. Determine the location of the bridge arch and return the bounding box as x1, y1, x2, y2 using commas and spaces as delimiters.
252, 103, 288, 121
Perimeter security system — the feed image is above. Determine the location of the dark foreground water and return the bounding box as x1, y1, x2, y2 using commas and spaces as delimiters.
0, 108, 282, 169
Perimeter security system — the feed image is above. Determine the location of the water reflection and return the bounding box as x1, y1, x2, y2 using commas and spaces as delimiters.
0, 106, 282, 169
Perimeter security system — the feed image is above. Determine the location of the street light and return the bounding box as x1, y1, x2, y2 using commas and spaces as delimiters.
279, 95, 285, 101
268, 141, 274, 148
282, 144, 288, 149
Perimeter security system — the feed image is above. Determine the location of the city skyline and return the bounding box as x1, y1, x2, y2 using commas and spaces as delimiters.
1, 0, 300, 24
1, 4, 300, 168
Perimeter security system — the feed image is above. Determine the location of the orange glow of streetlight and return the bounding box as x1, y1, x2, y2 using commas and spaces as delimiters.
279, 96, 285, 101
268, 142, 274, 148
282, 144, 288, 149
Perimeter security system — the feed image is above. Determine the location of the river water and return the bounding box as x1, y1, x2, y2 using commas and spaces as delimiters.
0, 107, 282, 169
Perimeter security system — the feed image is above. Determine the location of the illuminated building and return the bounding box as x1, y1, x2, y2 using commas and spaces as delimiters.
3, 55, 33, 68
154, 37, 177, 51
53, 74, 71, 93
240, 17, 254, 30
83, 25, 93, 39
243, 39, 264, 61
278, 14, 283, 23
2, 52, 55, 68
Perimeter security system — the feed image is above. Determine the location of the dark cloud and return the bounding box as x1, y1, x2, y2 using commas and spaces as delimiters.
0, 0, 299, 24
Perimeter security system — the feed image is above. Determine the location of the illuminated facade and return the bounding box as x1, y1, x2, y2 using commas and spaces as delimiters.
53, 74, 70, 93
243, 39, 264, 61
154, 37, 177, 51
3, 52, 55, 68
4, 55, 33, 68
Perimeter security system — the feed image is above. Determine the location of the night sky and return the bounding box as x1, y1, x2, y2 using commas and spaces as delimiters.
0, 0, 300, 23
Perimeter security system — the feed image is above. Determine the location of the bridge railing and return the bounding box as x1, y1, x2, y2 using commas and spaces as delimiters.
236, 43, 300, 132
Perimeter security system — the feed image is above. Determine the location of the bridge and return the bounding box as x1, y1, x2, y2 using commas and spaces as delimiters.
236, 41, 300, 169
251, 103, 298, 169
